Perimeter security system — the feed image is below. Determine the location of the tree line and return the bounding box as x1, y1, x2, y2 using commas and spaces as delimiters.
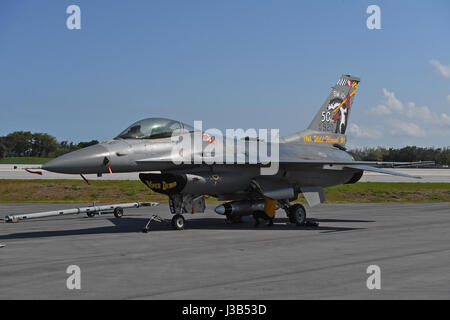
0, 131, 98, 159
349, 146, 450, 165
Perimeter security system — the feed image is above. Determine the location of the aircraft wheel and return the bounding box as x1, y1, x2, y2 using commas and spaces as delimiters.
171, 214, 185, 230
287, 211, 296, 224
114, 207, 124, 218
86, 212, 95, 218
288, 204, 306, 226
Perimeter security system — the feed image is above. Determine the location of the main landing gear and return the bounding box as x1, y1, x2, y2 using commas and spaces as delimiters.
287, 204, 307, 225
251, 203, 319, 228
281, 202, 319, 227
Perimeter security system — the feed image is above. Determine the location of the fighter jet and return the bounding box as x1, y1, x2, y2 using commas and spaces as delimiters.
42, 75, 422, 230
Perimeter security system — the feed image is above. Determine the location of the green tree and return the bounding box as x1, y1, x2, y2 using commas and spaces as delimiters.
77, 140, 99, 149
31, 133, 58, 157
0, 140, 6, 159
52, 141, 79, 157
4, 131, 33, 156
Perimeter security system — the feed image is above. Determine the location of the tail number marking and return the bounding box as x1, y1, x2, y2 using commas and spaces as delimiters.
321, 111, 332, 122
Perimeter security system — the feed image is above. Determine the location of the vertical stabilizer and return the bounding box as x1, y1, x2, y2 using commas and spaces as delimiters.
307, 74, 360, 134
281, 74, 360, 146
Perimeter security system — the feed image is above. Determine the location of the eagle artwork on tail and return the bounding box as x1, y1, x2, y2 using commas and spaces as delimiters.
327, 93, 352, 134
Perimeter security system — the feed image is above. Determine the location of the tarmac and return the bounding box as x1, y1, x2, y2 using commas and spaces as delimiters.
1, 164, 450, 182
1, 202, 450, 299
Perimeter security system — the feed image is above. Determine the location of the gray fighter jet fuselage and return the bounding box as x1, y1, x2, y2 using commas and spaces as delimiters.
42, 75, 420, 229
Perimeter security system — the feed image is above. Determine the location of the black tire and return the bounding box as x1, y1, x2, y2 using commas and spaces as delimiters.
86, 211, 96, 218
171, 214, 185, 230
114, 207, 124, 218
288, 212, 296, 224
288, 204, 306, 226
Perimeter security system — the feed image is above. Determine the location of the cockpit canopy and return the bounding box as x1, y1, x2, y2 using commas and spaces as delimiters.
116, 118, 194, 140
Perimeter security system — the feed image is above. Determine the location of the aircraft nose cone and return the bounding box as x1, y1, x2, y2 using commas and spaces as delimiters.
42, 144, 110, 174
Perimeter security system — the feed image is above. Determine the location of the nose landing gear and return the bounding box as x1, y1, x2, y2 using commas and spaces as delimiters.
171, 214, 185, 230
142, 214, 186, 233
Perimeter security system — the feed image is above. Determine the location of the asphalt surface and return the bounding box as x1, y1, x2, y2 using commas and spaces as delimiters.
1, 202, 450, 299
1, 164, 450, 182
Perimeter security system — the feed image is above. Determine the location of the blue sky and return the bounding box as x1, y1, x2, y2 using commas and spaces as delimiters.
1, 0, 449, 148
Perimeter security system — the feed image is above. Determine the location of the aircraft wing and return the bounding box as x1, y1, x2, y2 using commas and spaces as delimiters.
136, 157, 420, 166
136, 157, 427, 179
343, 165, 421, 179
274, 160, 417, 166
136, 158, 426, 168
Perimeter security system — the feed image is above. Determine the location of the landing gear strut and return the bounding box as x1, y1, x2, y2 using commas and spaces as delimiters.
141, 214, 186, 232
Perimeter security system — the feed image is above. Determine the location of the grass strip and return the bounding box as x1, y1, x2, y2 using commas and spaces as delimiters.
0, 180, 448, 204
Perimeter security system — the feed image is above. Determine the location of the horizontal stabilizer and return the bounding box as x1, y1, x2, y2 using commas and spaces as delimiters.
345, 165, 421, 179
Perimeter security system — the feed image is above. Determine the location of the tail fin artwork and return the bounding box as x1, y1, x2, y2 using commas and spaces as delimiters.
280, 74, 360, 146
308, 74, 360, 134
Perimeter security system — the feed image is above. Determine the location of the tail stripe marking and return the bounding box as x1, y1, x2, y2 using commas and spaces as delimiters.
330, 89, 357, 115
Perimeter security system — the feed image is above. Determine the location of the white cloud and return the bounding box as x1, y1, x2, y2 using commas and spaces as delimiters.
370, 89, 450, 128
357, 89, 450, 143
442, 113, 450, 126
430, 59, 450, 78
370, 88, 403, 115
370, 104, 392, 115
404, 102, 435, 123
427, 128, 450, 137
388, 119, 427, 137
348, 123, 383, 139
